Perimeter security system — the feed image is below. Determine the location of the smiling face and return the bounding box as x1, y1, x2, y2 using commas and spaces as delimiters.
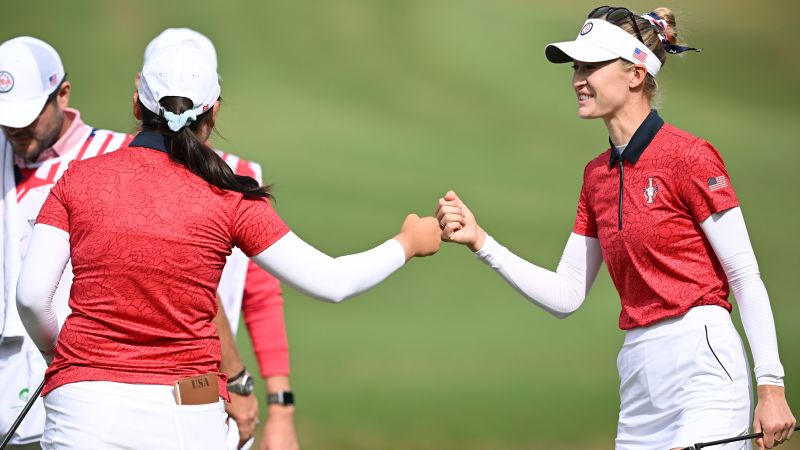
572, 59, 638, 120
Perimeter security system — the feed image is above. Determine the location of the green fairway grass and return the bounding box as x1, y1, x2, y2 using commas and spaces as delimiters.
6, 1, 799, 448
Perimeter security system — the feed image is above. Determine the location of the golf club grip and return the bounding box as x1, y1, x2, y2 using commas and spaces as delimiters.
0, 379, 45, 450
687, 424, 800, 449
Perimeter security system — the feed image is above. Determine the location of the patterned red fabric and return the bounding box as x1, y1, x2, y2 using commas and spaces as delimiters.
573, 123, 739, 329
35, 144, 289, 397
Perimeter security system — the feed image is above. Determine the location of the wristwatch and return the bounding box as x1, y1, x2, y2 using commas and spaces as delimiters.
226, 368, 255, 395
267, 390, 294, 406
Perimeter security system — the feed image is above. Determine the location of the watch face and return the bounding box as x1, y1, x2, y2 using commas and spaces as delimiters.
228, 372, 255, 395
243, 375, 255, 392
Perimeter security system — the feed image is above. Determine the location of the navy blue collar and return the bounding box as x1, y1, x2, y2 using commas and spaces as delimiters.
608, 109, 664, 168
129, 131, 170, 154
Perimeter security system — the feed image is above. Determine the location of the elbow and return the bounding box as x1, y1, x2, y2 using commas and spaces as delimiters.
16, 281, 42, 314
304, 286, 353, 304
550, 307, 579, 320
322, 289, 353, 304
551, 288, 587, 319
522, 286, 584, 319
522, 296, 581, 319
310, 273, 365, 304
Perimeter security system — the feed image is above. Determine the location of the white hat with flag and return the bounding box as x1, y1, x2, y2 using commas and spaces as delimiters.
0, 36, 66, 128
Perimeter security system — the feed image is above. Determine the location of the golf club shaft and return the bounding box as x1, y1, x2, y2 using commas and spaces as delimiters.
0, 379, 45, 450
686, 425, 800, 449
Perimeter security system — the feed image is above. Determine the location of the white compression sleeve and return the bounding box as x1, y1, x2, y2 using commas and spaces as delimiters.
701, 207, 784, 386
251, 231, 406, 303
474, 233, 603, 318
16, 223, 70, 358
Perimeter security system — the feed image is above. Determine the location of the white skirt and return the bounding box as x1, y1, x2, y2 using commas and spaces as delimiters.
616, 305, 753, 450
41, 381, 227, 450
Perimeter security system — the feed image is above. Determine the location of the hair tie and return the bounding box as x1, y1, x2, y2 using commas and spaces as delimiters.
163, 109, 198, 132
664, 44, 702, 55
641, 12, 670, 45
640, 12, 703, 55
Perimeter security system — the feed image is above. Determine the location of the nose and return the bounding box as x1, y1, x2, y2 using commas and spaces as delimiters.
572, 72, 587, 90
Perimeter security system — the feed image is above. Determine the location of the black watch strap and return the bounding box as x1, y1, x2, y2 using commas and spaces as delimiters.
227, 368, 247, 384
267, 390, 294, 406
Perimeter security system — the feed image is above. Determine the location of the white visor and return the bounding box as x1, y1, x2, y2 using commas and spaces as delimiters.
545, 19, 661, 77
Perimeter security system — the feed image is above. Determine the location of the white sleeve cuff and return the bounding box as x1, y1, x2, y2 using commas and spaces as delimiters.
756, 373, 784, 387
475, 234, 510, 269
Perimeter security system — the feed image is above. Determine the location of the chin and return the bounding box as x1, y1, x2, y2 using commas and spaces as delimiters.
12, 141, 43, 160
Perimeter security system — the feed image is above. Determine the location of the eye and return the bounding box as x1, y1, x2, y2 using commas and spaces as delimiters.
571, 64, 578, 70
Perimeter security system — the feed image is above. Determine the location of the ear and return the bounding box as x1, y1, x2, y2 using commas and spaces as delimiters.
132, 92, 142, 120
629, 64, 648, 90
210, 100, 220, 124
56, 81, 71, 110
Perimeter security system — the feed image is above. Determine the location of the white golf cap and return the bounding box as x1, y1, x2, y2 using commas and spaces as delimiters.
144, 28, 218, 74
545, 19, 661, 77
138, 44, 220, 130
0, 36, 66, 128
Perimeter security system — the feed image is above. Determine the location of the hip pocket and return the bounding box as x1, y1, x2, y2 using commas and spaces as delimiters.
702, 323, 747, 385
641, 329, 702, 409
174, 400, 227, 450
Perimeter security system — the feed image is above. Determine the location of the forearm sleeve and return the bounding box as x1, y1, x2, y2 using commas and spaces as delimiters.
474, 232, 603, 318
16, 223, 70, 356
250, 231, 406, 303
701, 207, 784, 386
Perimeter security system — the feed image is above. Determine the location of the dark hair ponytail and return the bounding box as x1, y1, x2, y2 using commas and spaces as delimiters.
139, 96, 272, 199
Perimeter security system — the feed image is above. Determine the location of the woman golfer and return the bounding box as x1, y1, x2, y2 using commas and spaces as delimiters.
16, 43, 440, 449
436, 6, 794, 450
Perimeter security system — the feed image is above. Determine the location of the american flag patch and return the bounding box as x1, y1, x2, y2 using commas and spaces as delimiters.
48, 73, 58, 86
632, 48, 648, 63
707, 176, 728, 191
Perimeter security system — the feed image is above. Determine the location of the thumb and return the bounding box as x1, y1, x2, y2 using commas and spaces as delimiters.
754, 420, 765, 450
444, 190, 459, 202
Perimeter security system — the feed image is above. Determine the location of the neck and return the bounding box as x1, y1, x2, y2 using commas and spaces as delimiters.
603, 98, 651, 147
59, 111, 74, 140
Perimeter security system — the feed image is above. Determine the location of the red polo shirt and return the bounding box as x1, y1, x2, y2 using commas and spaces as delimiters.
573, 110, 739, 329
35, 131, 290, 397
